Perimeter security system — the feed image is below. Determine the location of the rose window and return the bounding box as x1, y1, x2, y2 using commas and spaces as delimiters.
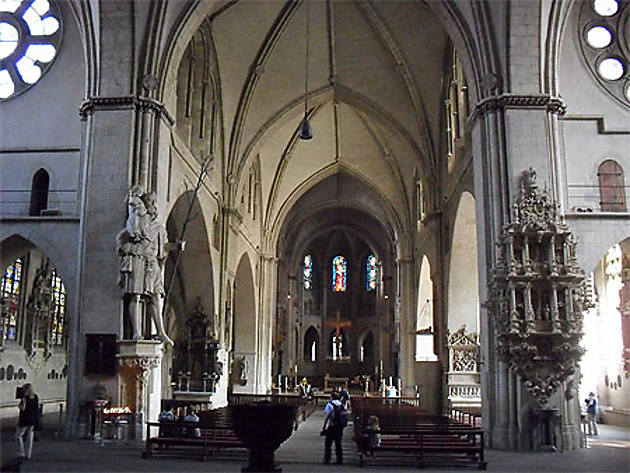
0, 0, 62, 100
579, 0, 630, 106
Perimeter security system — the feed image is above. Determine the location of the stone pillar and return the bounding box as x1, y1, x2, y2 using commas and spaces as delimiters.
258, 253, 278, 393
397, 256, 415, 396
116, 340, 161, 441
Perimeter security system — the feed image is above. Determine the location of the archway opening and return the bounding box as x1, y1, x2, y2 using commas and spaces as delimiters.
164, 192, 216, 396
231, 253, 256, 393
0, 235, 70, 420
446, 191, 481, 409
580, 238, 630, 427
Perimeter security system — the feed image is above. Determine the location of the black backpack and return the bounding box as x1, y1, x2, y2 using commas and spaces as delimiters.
331, 402, 348, 428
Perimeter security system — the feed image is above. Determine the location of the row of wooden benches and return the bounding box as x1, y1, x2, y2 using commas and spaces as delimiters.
143, 397, 315, 461
352, 399, 486, 469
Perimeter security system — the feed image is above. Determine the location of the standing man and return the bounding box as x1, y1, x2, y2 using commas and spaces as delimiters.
585, 392, 599, 436
16, 383, 39, 460
322, 392, 346, 465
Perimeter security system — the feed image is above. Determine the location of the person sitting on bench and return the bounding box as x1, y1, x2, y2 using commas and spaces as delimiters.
363, 415, 381, 456
183, 407, 201, 438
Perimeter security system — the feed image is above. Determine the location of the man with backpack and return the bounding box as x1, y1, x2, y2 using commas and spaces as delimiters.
321, 392, 348, 465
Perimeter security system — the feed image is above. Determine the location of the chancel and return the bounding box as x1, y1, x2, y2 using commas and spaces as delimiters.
1, 0, 629, 469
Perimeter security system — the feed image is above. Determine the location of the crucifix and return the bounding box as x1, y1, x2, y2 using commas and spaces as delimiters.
325, 311, 352, 360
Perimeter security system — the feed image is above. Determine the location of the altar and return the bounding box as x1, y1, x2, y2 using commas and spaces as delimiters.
324, 374, 348, 392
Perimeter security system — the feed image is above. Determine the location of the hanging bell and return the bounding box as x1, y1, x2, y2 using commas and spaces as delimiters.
298, 116, 313, 140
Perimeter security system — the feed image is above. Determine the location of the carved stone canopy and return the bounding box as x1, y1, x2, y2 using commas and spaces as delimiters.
487, 168, 589, 405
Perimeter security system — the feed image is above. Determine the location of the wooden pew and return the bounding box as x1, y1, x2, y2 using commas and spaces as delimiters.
450, 406, 482, 427
143, 407, 244, 461
352, 398, 486, 469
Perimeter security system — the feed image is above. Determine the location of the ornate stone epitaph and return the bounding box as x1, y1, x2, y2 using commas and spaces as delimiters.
487, 169, 589, 405
447, 326, 481, 406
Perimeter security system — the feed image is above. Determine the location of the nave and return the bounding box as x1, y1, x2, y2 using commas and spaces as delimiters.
1, 403, 628, 473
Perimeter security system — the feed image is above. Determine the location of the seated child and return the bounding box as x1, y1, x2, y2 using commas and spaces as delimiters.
363, 415, 381, 456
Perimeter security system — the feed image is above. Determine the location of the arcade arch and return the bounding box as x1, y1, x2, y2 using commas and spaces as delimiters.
232, 253, 257, 393
0, 235, 70, 418
163, 191, 216, 396
580, 237, 630, 420
447, 191, 479, 334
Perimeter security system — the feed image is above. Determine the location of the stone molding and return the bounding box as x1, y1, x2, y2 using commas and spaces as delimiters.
79, 95, 175, 126
117, 340, 161, 383
470, 94, 567, 124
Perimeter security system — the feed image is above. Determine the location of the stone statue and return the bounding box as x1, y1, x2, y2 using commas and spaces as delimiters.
231, 355, 248, 386
116, 185, 174, 346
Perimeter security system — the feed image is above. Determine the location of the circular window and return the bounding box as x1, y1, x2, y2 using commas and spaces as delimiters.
599, 57, 625, 80
579, 1, 630, 106
0, 0, 62, 101
593, 0, 619, 17
586, 25, 613, 48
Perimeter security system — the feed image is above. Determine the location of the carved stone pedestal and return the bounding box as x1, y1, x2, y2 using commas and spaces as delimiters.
117, 340, 161, 442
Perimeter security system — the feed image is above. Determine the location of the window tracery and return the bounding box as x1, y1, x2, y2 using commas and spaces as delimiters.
0, 0, 62, 100
579, 0, 630, 106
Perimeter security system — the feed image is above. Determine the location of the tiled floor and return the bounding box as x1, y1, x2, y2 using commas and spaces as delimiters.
1, 410, 628, 472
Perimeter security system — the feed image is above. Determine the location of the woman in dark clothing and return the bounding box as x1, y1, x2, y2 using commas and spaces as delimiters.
16, 383, 39, 460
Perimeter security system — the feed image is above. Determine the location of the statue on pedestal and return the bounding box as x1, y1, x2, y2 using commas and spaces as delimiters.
116, 185, 174, 346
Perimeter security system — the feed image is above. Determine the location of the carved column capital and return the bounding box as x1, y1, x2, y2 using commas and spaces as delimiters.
78, 95, 175, 126
469, 94, 567, 126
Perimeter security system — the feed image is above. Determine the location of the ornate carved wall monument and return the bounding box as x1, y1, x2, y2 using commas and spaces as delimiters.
447, 326, 481, 407
488, 169, 589, 406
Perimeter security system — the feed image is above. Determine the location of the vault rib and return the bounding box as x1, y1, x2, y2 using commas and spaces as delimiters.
356, 0, 437, 180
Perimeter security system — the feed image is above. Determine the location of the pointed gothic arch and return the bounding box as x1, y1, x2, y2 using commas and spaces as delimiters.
447, 191, 479, 333
304, 326, 319, 363
29, 168, 49, 216
416, 255, 436, 361
359, 331, 374, 364
232, 252, 257, 393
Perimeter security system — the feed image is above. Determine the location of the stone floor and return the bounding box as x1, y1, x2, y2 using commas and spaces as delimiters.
0, 409, 628, 472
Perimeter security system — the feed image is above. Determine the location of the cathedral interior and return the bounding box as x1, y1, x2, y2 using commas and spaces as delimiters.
0, 0, 629, 457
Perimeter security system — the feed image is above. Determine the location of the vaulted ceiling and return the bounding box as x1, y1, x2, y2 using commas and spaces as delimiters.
205, 0, 451, 234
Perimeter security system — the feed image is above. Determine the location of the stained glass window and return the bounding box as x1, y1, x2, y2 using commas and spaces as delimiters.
366, 254, 378, 291
49, 267, 66, 345
331, 256, 346, 292
303, 254, 313, 290
1, 257, 23, 341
